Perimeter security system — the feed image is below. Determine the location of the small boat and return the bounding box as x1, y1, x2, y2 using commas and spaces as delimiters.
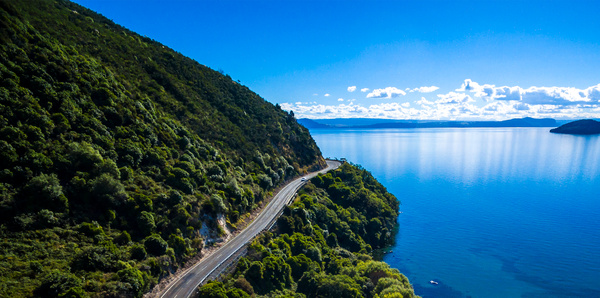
430, 280, 439, 285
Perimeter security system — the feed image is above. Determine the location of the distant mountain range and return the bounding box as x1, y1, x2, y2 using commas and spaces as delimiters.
299, 117, 565, 129
550, 119, 600, 135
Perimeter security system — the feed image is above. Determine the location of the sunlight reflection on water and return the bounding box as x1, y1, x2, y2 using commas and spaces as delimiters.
311, 127, 600, 298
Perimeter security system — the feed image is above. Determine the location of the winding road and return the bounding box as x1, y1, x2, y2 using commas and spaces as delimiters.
159, 160, 341, 298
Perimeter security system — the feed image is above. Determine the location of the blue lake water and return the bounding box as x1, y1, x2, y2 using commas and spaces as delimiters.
310, 127, 600, 298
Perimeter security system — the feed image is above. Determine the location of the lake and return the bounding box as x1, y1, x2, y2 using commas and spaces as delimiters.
310, 127, 600, 298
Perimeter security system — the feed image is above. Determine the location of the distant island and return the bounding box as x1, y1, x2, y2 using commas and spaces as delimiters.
299, 117, 559, 129
550, 119, 600, 135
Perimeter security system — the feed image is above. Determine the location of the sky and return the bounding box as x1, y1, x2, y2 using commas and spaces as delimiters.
73, 0, 600, 120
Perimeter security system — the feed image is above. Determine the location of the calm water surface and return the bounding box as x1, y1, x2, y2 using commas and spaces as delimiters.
310, 128, 600, 298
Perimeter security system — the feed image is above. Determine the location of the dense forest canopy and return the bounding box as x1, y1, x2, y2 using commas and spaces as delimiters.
0, 0, 324, 296
198, 163, 418, 298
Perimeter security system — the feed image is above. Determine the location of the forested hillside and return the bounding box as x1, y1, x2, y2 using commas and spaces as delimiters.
198, 163, 419, 298
0, 0, 323, 296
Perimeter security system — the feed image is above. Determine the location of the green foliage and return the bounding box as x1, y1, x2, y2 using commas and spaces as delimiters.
144, 234, 168, 256
0, 0, 325, 295
318, 274, 363, 298
34, 270, 85, 298
89, 173, 127, 207
286, 254, 316, 280
114, 230, 131, 245
116, 267, 148, 297
168, 234, 189, 257
0, 0, 327, 294
197, 281, 250, 298
199, 164, 418, 298
78, 222, 104, 238
130, 244, 147, 261
71, 245, 118, 272
19, 173, 67, 213
232, 277, 254, 296
210, 193, 228, 214
137, 211, 156, 236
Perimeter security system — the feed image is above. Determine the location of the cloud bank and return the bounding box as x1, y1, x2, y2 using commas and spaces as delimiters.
409, 86, 439, 93
289, 80, 600, 120
366, 87, 407, 99
365, 85, 439, 98
457, 79, 600, 105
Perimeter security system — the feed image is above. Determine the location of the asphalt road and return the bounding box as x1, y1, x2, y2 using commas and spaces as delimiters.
159, 160, 341, 298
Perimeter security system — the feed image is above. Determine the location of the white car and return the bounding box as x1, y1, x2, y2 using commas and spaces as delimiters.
301, 177, 307, 182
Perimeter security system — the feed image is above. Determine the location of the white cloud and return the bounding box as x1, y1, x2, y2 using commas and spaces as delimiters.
410, 86, 440, 93
361, 88, 370, 92
416, 97, 434, 106
366, 87, 407, 99
347, 86, 357, 92
282, 98, 600, 120
587, 84, 600, 101
436, 92, 475, 104
481, 101, 528, 115
324, 93, 330, 97
284, 82, 600, 120
514, 102, 530, 111
456, 79, 599, 105
456, 79, 482, 92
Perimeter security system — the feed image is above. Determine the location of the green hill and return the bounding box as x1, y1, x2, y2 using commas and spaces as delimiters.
0, 0, 324, 296
198, 163, 419, 298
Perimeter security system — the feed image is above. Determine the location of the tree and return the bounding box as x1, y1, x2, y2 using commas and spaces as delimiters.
19, 173, 68, 213
144, 234, 168, 256
130, 244, 147, 260
35, 270, 85, 297
317, 274, 363, 298
286, 254, 314, 280
137, 211, 156, 236
89, 173, 127, 207
71, 246, 117, 272
297, 270, 321, 297
211, 194, 228, 214
168, 234, 188, 257
232, 277, 254, 296
261, 255, 292, 293
197, 281, 228, 298
117, 267, 148, 297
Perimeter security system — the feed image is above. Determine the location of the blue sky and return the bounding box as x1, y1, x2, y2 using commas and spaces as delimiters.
73, 0, 600, 120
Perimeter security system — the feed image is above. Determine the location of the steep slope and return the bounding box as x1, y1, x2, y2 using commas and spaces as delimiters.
0, 0, 323, 296
550, 119, 600, 135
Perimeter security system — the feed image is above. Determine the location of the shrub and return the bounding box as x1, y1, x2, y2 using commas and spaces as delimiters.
144, 234, 168, 256
130, 244, 147, 261
116, 267, 147, 297
20, 173, 68, 212
137, 211, 156, 236
35, 270, 85, 298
